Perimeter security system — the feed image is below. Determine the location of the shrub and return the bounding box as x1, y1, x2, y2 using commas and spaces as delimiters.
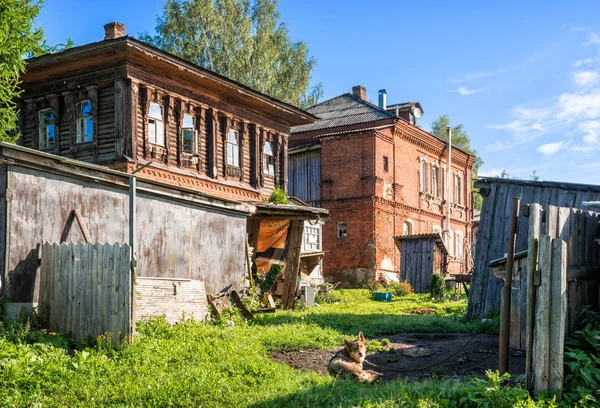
389, 280, 414, 297
429, 274, 446, 301
259, 264, 282, 293
268, 188, 288, 204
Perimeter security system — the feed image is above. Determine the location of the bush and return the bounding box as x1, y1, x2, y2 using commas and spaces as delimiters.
268, 188, 288, 204
259, 264, 282, 293
388, 280, 414, 297
429, 274, 446, 301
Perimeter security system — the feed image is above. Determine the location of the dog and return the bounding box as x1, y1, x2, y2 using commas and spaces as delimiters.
327, 331, 382, 383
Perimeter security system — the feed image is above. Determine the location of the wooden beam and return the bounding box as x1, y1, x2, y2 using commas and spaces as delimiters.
281, 220, 304, 310
73, 209, 92, 243
549, 238, 567, 393
526, 203, 541, 391
534, 234, 552, 393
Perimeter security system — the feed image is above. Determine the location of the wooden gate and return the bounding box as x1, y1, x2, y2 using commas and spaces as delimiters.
525, 204, 600, 393
39, 242, 132, 343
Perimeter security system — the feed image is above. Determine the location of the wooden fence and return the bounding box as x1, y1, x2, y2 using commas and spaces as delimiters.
524, 204, 600, 393
39, 242, 132, 343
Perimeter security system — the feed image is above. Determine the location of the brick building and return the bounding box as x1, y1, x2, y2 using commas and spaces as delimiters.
289, 86, 475, 286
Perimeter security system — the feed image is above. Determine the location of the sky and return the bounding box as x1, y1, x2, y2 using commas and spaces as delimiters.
37, 0, 600, 184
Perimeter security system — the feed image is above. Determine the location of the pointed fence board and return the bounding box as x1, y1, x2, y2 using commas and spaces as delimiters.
39, 242, 131, 344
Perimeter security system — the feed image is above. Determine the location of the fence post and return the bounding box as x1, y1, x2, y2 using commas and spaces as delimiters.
549, 238, 567, 393
534, 234, 552, 393
526, 203, 541, 391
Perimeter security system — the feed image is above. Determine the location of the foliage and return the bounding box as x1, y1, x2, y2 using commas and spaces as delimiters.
563, 306, 600, 406
531, 169, 540, 181
370, 281, 414, 298
430, 115, 484, 210
0, 0, 44, 142
140, 0, 322, 108
366, 338, 390, 353
459, 371, 535, 408
259, 263, 282, 293
268, 188, 288, 204
429, 274, 447, 302
240, 284, 262, 311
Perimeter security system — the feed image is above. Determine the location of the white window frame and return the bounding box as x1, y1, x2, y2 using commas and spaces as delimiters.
455, 231, 464, 260
403, 220, 413, 236
454, 173, 462, 204
227, 129, 240, 167
263, 141, 275, 176
181, 113, 197, 154
148, 102, 165, 146
303, 222, 322, 252
337, 222, 347, 239
76, 100, 94, 144
432, 165, 439, 197
38, 108, 56, 150
420, 159, 428, 193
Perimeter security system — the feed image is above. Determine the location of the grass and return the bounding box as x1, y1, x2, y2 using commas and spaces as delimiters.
0, 290, 555, 408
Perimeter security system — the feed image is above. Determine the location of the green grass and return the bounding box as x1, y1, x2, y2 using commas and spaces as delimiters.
0, 290, 554, 407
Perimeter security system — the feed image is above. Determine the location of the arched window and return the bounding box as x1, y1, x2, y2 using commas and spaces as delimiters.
263, 141, 275, 176
403, 221, 413, 236
38, 109, 56, 150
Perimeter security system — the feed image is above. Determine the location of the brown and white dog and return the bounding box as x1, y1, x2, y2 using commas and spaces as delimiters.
327, 332, 381, 383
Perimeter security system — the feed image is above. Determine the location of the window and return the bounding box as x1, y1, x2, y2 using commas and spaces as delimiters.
227, 129, 239, 167
38, 109, 56, 150
304, 224, 321, 252
420, 161, 428, 192
455, 231, 464, 260
76, 100, 94, 143
181, 114, 196, 154
454, 174, 462, 204
432, 166, 439, 197
337, 222, 347, 239
263, 141, 275, 176
148, 103, 165, 146
383, 156, 389, 172
403, 221, 412, 236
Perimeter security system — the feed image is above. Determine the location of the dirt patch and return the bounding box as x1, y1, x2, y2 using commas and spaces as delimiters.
270, 333, 525, 381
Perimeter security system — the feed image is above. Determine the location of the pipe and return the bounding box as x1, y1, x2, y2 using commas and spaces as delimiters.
499, 196, 520, 375
446, 127, 452, 238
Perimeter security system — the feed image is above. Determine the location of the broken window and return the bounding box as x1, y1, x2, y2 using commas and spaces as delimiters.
181, 113, 196, 154
76, 100, 94, 143
337, 222, 347, 239
38, 109, 56, 150
263, 141, 275, 176
148, 102, 165, 146
227, 129, 240, 167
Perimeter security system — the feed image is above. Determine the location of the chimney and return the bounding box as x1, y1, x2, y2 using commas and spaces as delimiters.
352, 85, 367, 101
104, 22, 126, 40
378, 89, 387, 110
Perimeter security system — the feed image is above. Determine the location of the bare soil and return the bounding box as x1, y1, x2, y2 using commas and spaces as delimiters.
271, 333, 525, 381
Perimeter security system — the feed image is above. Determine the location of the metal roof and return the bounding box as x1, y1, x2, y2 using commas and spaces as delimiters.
291, 93, 395, 134
393, 233, 448, 255
386, 102, 423, 113
475, 177, 600, 193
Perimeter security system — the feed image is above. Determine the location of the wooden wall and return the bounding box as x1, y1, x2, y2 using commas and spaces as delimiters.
467, 178, 600, 318
288, 148, 321, 206
396, 237, 445, 293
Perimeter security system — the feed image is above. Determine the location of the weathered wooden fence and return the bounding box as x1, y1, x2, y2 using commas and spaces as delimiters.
394, 234, 447, 293
39, 242, 132, 343
525, 204, 600, 394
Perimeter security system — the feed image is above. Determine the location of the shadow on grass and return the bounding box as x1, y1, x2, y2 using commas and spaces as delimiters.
254, 312, 498, 338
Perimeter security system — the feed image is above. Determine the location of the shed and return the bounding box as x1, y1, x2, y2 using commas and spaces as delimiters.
467, 176, 600, 319
394, 233, 448, 293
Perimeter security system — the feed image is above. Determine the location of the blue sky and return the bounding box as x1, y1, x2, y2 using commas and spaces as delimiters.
38, 1, 600, 184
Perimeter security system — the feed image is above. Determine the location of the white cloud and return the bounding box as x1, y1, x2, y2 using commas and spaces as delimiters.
573, 70, 599, 87
569, 26, 586, 32
511, 106, 552, 122
584, 33, 600, 46
456, 86, 485, 96
577, 120, 600, 144
449, 70, 504, 84
574, 57, 596, 67
557, 89, 600, 121
487, 120, 544, 133
537, 141, 566, 155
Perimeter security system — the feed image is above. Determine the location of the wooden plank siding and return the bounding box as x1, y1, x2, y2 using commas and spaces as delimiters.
467, 178, 600, 319
288, 148, 321, 206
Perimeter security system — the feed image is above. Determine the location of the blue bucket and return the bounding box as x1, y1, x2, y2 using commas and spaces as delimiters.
373, 292, 392, 302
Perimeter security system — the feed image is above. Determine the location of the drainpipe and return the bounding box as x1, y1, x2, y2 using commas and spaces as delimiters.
446, 127, 452, 239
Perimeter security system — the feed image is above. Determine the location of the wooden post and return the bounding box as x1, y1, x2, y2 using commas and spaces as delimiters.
281, 220, 304, 310
128, 176, 137, 339
549, 238, 567, 393
499, 197, 520, 375
534, 234, 552, 393
526, 203, 541, 391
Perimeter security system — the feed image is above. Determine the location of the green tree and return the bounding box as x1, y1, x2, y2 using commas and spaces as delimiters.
530, 169, 540, 181
0, 0, 44, 142
140, 0, 322, 108
430, 115, 484, 209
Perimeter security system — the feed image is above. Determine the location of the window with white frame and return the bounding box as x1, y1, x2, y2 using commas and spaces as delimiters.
303, 223, 321, 252
420, 160, 428, 192
337, 222, 347, 238
263, 141, 275, 176
181, 113, 196, 154
455, 231, 464, 259
38, 109, 56, 150
432, 165, 439, 197
403, 221, 412, 236
454, 174, 462, 204
76, 100, 94, 144
148, 102, 165, 146
227, 129, 240, 167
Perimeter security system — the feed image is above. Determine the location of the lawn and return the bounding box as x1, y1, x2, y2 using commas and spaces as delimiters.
0, 290, 558, 407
